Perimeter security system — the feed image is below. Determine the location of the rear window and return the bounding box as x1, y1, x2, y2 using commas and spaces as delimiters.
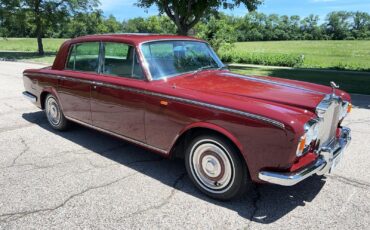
66, 42, 100, 72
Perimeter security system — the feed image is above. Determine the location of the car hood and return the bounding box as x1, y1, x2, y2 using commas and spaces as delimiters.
165, 70, 332, 111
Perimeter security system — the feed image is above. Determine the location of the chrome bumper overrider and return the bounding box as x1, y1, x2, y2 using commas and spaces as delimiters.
22, 91, 37, 103
258, 127, 351, 186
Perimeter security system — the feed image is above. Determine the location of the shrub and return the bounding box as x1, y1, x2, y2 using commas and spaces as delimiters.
332, 62, 370, 71
218, 48, 304, 67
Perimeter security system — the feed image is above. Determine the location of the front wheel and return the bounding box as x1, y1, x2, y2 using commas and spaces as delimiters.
185, 134, 251, 200
45, 94, 69, 131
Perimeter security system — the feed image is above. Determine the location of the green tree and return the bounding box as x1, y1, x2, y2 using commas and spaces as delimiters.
195, 13, 238, 50
301, 14, 322, 40
135, 0, 263, 35
2, 0, 99, 54
326, 11, 351, 40
351, 11, 370, 39
122, 15, 176, 34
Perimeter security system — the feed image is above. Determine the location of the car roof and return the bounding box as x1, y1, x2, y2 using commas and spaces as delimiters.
68, 33, 204, 46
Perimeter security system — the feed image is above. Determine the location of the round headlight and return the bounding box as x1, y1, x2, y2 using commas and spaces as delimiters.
296, 119, 321, 157
339, 101, 351, 120
305, 121, 320, 144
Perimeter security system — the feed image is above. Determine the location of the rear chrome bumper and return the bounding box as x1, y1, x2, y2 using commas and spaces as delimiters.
22, 91, 37, 103
258, 127, 351, 186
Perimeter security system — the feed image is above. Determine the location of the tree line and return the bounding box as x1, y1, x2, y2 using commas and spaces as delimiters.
1, 1, 369, 55
2, 10, 369, 41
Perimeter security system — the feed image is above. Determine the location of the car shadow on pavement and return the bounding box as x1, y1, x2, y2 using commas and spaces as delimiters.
22, 111, 326, 224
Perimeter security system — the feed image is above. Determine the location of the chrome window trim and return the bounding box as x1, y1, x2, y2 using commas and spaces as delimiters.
24, 72, 285, 129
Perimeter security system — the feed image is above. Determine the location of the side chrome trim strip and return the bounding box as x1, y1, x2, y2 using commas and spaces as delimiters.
222, 73, 325, 95
24, 72, 285, 129
22, 91, 37, 103
65, 116, 168, 154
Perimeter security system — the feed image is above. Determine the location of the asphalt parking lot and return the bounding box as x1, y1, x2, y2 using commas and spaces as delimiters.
0, 61, 369, 229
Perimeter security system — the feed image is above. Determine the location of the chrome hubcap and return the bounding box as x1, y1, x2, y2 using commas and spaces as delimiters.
190, 140, 234, 192
202, 155, 221, 177
46, 97, 61, 126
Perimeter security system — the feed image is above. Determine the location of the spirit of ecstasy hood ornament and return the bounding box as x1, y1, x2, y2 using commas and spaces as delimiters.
330, 81, 339, 96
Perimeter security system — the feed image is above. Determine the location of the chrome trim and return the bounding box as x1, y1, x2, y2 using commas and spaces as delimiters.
258, 127, 351, 186
22, 91, 37, 103
189, 139, 236, 193
316, 94, 339, 118
315, 94, 343, 147
223, 73, 326, 95
23, 73, 285, 129
138, 38, 206, 45
65, 116, 168, 154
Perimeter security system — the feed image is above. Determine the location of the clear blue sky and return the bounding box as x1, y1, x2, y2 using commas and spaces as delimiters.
100, 0, 370, 21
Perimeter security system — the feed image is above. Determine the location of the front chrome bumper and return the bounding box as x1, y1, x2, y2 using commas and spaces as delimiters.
258, 127, 351, 186
22, 91, 37, 103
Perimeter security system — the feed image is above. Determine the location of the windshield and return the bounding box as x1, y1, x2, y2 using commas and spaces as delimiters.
140, 40, 224, 80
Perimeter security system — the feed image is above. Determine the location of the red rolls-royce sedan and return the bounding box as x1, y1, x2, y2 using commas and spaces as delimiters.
22, 34, 352, 200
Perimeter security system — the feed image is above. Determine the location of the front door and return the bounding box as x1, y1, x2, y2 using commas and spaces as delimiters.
90, 42, 147, 142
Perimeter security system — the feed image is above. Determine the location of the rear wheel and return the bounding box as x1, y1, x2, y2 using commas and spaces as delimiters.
45, 94, 69, 131
185, 134, 251, 200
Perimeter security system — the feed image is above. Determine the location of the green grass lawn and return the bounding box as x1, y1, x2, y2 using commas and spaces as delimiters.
0, 38, 66, 64
1, 38, 369, 94
234, 40, 370, 70
0, 38, 66, 52
229, 66, 370, 95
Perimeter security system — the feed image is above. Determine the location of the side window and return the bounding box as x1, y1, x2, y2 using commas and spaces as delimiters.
65, 42, 100, 72
103, 42, 144, 80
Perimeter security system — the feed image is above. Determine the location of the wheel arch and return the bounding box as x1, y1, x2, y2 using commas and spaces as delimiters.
169, 122, 245, 161
39, 88, 61, 110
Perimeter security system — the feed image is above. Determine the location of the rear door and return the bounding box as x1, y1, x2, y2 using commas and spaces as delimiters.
90, 42, 147, 142
58, 42, 100, 124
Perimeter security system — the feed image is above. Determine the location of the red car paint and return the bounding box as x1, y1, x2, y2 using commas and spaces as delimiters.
22, 34, 351, 183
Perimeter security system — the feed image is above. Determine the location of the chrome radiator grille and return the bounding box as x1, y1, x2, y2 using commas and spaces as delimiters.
317, 99, 340, 147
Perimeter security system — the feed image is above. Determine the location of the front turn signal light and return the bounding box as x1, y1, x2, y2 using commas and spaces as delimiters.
296, 135, 306, 157
347, 103, 352, 113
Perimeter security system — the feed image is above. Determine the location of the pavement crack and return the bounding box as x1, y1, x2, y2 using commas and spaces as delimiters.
125, 172, 186, 218
327, 174, 370, 189
8, 137, 29, 167
0, 157, 167, 223
0, 172, 139, 224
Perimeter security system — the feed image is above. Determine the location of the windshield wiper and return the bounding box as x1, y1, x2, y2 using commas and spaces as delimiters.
192, 65, 218, 74
217, 65, 228, 70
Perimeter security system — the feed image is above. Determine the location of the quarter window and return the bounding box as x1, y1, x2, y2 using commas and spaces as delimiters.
66, 42, 100, 72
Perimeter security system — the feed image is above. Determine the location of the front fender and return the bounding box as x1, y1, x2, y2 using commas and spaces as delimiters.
169, 121, 244, 158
